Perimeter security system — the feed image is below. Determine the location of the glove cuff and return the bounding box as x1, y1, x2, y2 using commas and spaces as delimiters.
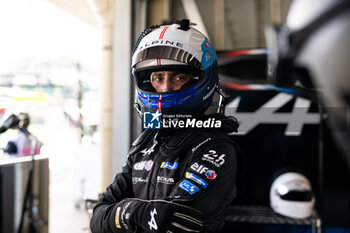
111, 199, 142, 232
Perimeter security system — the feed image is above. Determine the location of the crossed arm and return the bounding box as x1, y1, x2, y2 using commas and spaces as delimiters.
90, 143, 237, 233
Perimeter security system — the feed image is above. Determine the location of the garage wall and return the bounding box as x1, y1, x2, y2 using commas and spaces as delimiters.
143, 0, 292, 50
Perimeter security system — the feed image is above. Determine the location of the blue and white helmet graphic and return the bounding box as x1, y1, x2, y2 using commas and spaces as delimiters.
131, 19, 218, 116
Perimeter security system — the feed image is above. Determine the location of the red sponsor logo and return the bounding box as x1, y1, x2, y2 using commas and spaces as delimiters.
205, 170, 217, 179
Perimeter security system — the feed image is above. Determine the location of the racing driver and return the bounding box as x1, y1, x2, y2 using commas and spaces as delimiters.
90, 19, 240, 233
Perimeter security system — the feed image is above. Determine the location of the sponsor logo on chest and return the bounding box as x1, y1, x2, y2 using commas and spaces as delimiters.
132, 177, 149, 184
140, 141, 158, 156
160, 161, 178, 170
157, 176, 175, 184
133, 160, 153, 171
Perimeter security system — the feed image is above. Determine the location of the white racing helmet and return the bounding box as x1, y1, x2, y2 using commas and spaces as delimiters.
270, 172, 315, 219
131, 19, 219, 116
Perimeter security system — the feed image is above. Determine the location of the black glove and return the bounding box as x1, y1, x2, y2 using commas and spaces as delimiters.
114, 199, 204, 233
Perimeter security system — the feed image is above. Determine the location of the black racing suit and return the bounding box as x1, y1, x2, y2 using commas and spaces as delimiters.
90, 115, 240, 233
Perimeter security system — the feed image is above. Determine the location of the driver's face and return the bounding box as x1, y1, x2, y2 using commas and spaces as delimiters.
151, 71, 191, 92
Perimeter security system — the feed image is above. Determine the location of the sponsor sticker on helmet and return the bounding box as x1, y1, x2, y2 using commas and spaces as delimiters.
200, 38, 217, 69
179, 180, 200, 195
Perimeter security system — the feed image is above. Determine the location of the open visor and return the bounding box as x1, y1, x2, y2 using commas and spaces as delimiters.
132, 46, 203, 71
133, 65, 203, 93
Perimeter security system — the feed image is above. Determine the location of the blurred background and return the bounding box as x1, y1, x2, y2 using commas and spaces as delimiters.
0, 0, 101, 232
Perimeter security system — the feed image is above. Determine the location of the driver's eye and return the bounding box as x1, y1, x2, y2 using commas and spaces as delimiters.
173, 74, 190, 82
175, 76, 185, 80
152, 76, 163, 82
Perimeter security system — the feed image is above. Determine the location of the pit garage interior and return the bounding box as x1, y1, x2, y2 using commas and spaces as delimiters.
0, 0, 349, 233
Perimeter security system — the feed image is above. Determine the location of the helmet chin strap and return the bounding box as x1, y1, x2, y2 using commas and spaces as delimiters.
134, 102, 143, 119
201, 84, 228, 116
216, 84, 229, 115
158, 95, 163, 113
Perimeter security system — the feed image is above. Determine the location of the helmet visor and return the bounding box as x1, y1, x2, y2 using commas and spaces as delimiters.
134, 65, 202, 93
132, 46, 203, 71
150, 70, 200, 93
279, 190, 313, 202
